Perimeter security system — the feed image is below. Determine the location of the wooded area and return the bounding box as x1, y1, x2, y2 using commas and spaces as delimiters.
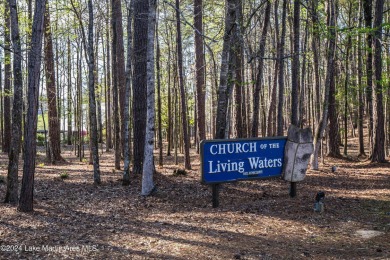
0, 0, 389, 258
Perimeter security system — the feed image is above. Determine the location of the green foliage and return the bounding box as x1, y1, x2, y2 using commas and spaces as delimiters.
60, 172, 69, 180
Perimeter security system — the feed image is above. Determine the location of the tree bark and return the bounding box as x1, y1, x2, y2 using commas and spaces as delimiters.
363, 0, 373, 154
123, 0, 133, 185
310, 0, 336, 170
176, 0, 191, 169
3, 2, 11, 154
111, 0, 121, 170
132, 0, 149, 174
4, 0, 23, 204
44, 3, 63, 163
291, 0, 300, 127
215, 0, 237, 139
277, 0, 287, 136
142, 0, 157, 196
251, 0, 271, 137
19, 0, 46, 212
194, 0, 206, 143
371, 0, 385, 162
87, 0, 101, 184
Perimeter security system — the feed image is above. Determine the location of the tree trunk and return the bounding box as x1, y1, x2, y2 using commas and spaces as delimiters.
290, 0, 300, 126
310, 0, 336, 170
176, 0, 191, 169
142, 0, 157, 196
105, 0, 112, 151
123, 0, 133, 185
194, 0, 206, 143
343, 33, 352, 156
363, 0, 373, 154
132, 0, 148, 174
44, 3, 63, 163
111, 0, 122, 170
251, 0, 271, 137
19, 0, 46, 212
4, 0, 23, 204
357, 1, 365, 156
311, 0, 321, 125
67, 37, 72, 145
157, 29, 163, 167
3, 2, 11, 154
87, 0, 101, 184
371, 0, 385, 162
277, 0, 287, 136
215, 0, 237, 139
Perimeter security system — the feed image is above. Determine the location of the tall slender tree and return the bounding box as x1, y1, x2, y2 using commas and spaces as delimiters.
87, 0, 101, 184
111, 0, 122, 170
176, 0, 191, 169
371, 0, 385, 162
123, 0, 133, 185
44, 2, 63, 163
19, 0, 47, 212
3, 2, 11, 154
194, 0, 206, 143
251, 0, 271, 137
132, 0, 149, 174
142, 0, 157, 196
310, 0, 336, 170
4, 0, 23, 204
291, 0, 300, 126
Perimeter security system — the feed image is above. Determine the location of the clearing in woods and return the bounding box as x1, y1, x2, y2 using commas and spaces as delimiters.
0, 135, 389, 259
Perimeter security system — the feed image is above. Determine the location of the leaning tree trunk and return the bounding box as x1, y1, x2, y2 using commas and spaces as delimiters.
176, 0, 191, 169
310, 0, 336, 170
44, 3, 63, 163
371, 0, 385, 162
19, 0, 46, 212
4, 0, 23, 204
142, 0, 157, 196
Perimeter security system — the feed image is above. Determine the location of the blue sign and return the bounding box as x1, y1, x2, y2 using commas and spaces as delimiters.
201, 137, 287, 184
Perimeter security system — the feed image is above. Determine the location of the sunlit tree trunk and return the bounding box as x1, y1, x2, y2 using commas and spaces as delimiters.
123, 0, 133, 185
142, 0, 157, 196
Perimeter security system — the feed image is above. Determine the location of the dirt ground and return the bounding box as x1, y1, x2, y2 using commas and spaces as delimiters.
0, 139, 389, 259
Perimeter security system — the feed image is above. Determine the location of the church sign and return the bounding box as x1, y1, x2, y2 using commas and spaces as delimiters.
201, 137, 287, 184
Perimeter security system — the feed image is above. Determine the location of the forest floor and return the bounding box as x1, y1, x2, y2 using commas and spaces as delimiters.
0, 137, 390, 259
